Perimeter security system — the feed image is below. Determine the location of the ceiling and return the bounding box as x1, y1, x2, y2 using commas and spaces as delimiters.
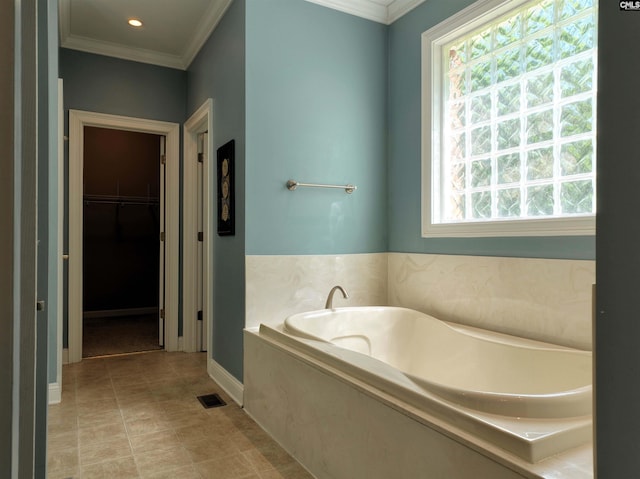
58, 0, 426, 70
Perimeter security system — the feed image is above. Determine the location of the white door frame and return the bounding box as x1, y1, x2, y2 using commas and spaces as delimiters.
68, 109, 180, 362
56, 79, 64, 396
183, 99, 214, 353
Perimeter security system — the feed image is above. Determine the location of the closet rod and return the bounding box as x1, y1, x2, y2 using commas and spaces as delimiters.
83, 194, 159, 206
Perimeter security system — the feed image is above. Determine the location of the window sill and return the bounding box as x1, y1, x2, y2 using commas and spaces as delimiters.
421, 216, 595, 238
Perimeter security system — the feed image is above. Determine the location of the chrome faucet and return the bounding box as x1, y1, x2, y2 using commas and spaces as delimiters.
325, 285, 349, 309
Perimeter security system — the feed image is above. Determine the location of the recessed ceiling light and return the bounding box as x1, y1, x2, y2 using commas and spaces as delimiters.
128, 19, 143, 27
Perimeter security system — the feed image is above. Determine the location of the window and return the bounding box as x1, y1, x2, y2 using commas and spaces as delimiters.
422, 0, 597, 237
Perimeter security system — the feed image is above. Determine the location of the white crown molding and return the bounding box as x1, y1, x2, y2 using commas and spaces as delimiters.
183, 0, 233, 69
304, 0, 426, 24
58, 0, 425, 70
305, 0, 389, 23
58, 0, 231, 70
61, 33, 186, 70
387, 0, 427, 23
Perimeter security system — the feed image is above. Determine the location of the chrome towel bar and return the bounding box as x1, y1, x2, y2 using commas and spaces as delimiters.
286, 179, 357, 194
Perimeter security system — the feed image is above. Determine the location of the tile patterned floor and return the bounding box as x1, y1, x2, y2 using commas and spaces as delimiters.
47, 351, 314, 479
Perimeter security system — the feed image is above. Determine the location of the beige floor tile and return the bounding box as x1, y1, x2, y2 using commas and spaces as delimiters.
111, 372, 148, 385
113, 381, 152, 397
119, 401, 165, 421
76, 397, 119, 415
81, 455, 139, 479
194, 454, 256, 479
161, 408, 211, 427
77, 409, 123, 429
243, 447, 281, 472
243, 443, 301, 472
49, 352, 309, 479
47, 418, 79, 436
139, 464, 203, 479
76, 387, 117, 404
47, 447, 79, 474
75, 377, 111, 390
47, 467, 81, 479
80, 436, 132, 465
258, 462, 315, 479
60, 388, 77, 405
125, 415, 173, 436
182, 436, 239, 463
174, 417, 233, 444
116, 391, 159, 409
78, 421, 128, 447
128, 429, 181, 454
108, 365, 145, 379
157, 397, 204, 415
48, 430, 79, 452
48, 402, 78, 418
133, 445, 192, 476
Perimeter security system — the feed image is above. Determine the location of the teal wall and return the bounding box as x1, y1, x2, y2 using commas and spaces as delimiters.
387, 0, 595, 260
245, 0, 388, 255
59, 49, 187, 123
596, 4, 640, 476
187, 0, 246, 381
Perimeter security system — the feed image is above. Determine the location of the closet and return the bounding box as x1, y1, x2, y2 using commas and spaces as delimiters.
82, 126, 163, 357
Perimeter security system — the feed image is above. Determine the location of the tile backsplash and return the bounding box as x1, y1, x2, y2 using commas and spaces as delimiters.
246, 252, 594, 350
245, 253, 388, 330
388, 253, 594, 350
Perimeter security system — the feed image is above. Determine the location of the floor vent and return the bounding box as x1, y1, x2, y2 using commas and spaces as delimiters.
197, 393, 227, 409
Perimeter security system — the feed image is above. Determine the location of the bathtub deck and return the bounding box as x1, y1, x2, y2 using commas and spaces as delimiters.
244, 326, 594, 479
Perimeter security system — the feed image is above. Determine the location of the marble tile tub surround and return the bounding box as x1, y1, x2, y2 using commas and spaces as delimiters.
245, 253, 388, 330
245, 330, 597, 479
247, 252, 594, 350
388, 253, 595, 350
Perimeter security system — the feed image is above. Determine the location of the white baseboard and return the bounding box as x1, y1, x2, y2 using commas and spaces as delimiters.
48, 382, 61, 405
62, 348, 69, 365
208, 358, 244, 407
83, 307, 158, 319
178, 336, 184, 351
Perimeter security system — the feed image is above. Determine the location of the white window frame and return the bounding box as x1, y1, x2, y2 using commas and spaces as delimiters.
421, 0, 596, 238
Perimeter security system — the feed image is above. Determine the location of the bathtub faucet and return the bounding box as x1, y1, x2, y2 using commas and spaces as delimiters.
325, 285, 349, 309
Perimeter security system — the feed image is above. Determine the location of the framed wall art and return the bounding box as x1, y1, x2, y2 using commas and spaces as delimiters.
217, 140, 235, 236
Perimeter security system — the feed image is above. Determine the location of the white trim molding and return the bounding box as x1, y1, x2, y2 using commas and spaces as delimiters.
58, 0, 232, 70
208, 358, 244, 407
420, 0, 596, 238
57, 79, 64, 398
304, 0, 426, 24
183, 99, 214, 353
182, 1, 233, 68
68, 110, 181, 362
48, 383, 61, 405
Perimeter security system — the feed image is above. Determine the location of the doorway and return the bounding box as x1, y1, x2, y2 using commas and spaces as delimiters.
68, 110, 180, 363
183, 99, 214, 354
82, 126, 163, 357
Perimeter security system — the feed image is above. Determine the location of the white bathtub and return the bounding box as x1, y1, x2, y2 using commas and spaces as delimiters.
258, 306, 593, 464
283, 306, 592, 419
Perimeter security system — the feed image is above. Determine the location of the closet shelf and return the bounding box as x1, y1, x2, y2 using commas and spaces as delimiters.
83, 194, 159, 206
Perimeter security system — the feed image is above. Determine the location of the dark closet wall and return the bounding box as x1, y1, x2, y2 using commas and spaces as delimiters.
83, 126, 160, 312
